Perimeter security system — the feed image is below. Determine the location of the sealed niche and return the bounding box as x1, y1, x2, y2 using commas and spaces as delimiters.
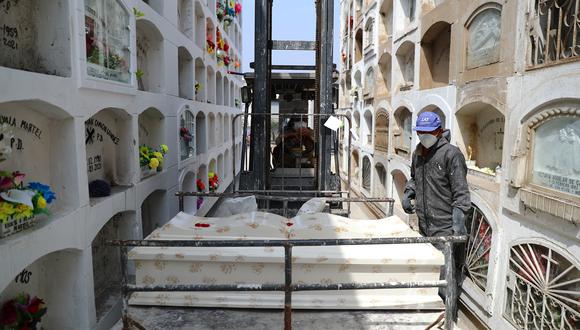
0, 0, 70, 76
85, 0, 130, 83
466, 5, 501, 69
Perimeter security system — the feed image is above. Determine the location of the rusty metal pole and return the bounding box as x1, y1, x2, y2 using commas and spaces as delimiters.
284, 243, 293, 330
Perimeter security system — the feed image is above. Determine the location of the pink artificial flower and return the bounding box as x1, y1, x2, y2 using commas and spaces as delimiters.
12, 171, 25, 185
0, 177, 12, 191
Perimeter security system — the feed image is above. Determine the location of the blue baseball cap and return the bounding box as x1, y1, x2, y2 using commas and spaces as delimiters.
413, 112, 442, 132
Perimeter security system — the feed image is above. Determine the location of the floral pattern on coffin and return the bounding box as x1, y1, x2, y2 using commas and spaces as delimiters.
129, 212, 444, 309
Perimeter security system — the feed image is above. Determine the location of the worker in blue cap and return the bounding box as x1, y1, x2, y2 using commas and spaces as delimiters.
402, 111, 470, 326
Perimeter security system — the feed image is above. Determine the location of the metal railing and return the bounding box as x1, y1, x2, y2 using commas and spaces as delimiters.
111, 234, 467, 330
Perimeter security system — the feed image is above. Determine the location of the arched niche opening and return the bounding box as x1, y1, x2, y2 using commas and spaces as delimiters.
206, 18, 215, 56
379, 0, 393, 39
181, 171, 197, 213
195, 58, 206, 102
141, 190, 167, 238
91, 211, 137, 325
195, 112, 207, 155
136, 20, 164, 93
362, 156, 372, 192
0, 0, 71, 77
179, 108, 196, 161
224, 149, 231, 179
355, 28, 363, 63
178, 47, 194, 100
456, 102, 504, 174
375, 110, 389, 152
178, 0, 193, 39
142, 0, 163, 16
466, 5, 502, 69
217, 154, 224, 178
504, 242, 580, 330
194, 2, 205, 50
85, 108, 133, 198
364, 18, 375, 51
395, 0, 415, 33
393, 107, 412, 158
391, 169, 408, 209
0, 249, 82, 329
353, 111, 361, 141
224, 77, 230, 107
420, 21, 451, 89
217, 113, 223, 145
235, 142, 242, 173
223, 114, 230, 142
138, 107, 166, 178
216, 71, 224, 105
364, 68, 375, 98
207, 66, 216, 104
208, 113, 216, 148
230, 81, 235, 107
378, 52, 392, 97
374, 162, 388, 197
395, 41, 415, 91
363, 109, 373, 145
351, 150, 360, 186
419, 106, 446, 129
0, 101, 78, 216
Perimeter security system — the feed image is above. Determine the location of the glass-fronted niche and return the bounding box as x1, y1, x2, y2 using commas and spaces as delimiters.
531, 115, 580, 197
85, 0, 131, 83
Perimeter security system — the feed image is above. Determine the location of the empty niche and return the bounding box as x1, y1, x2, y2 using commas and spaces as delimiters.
364, 109, 373, 145
380, 0, 393, 38
138, 107, 166, 178
466, 5, 501, 69
374, 162, 388, 197
392, 107, 412, 157
91, 212, 137, 324
195, 58, 206, 102
355, 28, 363, 63
362, 156, 371, 192
178, 0, 194, 39
456, 102, 504, 175
378, 52, 392, 97
207, 66, 216, 103
364, 18, 375, 51
223, 114, 229, 142
178, 47, 194, 99
364, 68, 375, 98
375, 109, 389, 152
136, 20, 164, 92
224, 149, 230, 179
181, 171, 197, 213
195, 112, 207, 155
217, 113, 223, 144
217, 154, 224, 178
0, 0, 71, 77
0, 101, 79, 215
180, 108, 196, 160
141, 190, 167, 237
208, 113, 216, 148
351, 150, 360, 186
395, 0, 415, 33
216, 71, 223, 105
224, 77, 230, 107
194, 2, 205, 50
391, 169, 408, 214
353, 111, 361, 141
395, 41, 415, 91
142, 0, 163, 16
0, 249, 82, 329
85, 108, 133, 197
420, 22, 451, 89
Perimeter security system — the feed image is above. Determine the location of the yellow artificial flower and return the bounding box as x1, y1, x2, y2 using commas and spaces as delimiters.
149, 158, 160, 169
13, 204, 33, 220
0, 202, 16, 223
161, 144, 169, 154
37, 196, 47, 209
153, 152, 164, 160
139, 146, 149, 157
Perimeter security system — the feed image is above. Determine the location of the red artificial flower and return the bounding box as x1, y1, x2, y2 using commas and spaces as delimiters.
235, 2, 242, 14
223, 43, 230, 52
286, 222, 294, 227
0, 177, 12, 191
196, 179, 206, 191
26, 297, 43, 314
195, 223, 210, 228
0, 300, 17, 326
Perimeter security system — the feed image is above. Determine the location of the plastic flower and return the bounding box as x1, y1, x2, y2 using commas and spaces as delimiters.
196, 179, 206, 191
160, 144, 169, 154
0, 201, 16, 223
153, 151, 164, 160
12, 171, 25, 186
36, 196, 47, 209
139, 146, 149, 157
12, 204, 33, 221
149, 158, 160, 169
0, 176, 12, 191
27, 182, 56, 204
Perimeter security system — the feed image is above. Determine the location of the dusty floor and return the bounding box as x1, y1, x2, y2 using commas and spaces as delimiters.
111, 307, 459, 330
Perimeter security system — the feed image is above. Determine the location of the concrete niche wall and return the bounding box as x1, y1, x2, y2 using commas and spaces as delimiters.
195, 58, 206, 102
180, 109, 196, 161
392, 107, 412, 158
136, 20, 164, 93
181, 171, 197, 213
194, 2, 205, 50
143, 0, 164, 16
178, 47, 194, 99
178, 0, 194, 39
85, 108, 133, 189
395, 41, 415, 91
141, 190, 167, 238
0, 101, 79, 213
195, 112, 207, 155
0, 0, 71, 77
420, 22, 451, 89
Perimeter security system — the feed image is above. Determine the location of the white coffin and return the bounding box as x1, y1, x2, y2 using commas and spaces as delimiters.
128, 212, 444, 310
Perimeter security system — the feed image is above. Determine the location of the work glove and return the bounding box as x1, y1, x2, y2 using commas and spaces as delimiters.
402, 190, 415, 214
452, 207, 468, 236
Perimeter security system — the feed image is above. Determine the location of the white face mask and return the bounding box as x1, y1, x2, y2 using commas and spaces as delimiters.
418, 133, 438, 148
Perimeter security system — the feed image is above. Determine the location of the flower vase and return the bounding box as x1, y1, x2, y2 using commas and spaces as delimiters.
141, 165, 157, 179
0, 214, 37, 238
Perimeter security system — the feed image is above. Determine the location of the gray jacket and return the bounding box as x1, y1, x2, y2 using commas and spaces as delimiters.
404, 131, 471, 237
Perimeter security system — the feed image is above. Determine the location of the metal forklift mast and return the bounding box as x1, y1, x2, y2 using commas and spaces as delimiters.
251, 0, 335, 192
